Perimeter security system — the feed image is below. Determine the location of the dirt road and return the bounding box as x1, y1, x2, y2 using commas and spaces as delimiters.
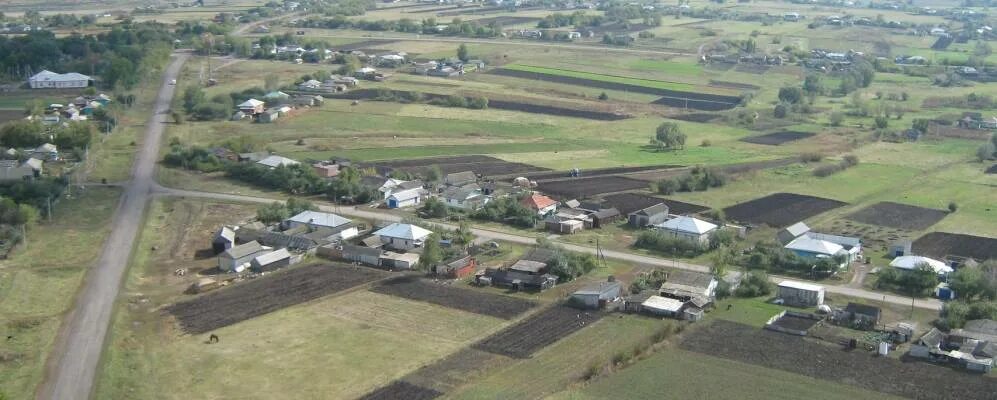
37, 53, 189, 400
154, 186, 943, 311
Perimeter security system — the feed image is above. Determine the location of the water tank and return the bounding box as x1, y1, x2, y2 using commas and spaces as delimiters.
878, 341, 889, 356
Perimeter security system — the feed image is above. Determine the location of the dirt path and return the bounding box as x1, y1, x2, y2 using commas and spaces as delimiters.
37, 53, 189, 400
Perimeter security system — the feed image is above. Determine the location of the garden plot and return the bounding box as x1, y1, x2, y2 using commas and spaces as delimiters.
333, 89, 630, 121
739, 131, 816, 146
667, 113, 721, 123
723, 193, 847, 228
490, 67, 741, 111
681, 321, 997, 400
709, 80, 761, 90
537, 176, 649, 198
366, 154, 548, 177
370, 276, 537, 320
334, 40, 400, 51
912, 232, 997, 261
734, 64, 770, 74
165, 264, 389, 334
601, 193, 709, 215
473, 305, 603, 358
846, 202, 948, 231
521, 164, 683, 181
359, 381, 442, 400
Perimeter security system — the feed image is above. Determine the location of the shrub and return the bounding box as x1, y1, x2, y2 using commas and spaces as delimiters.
773, 103, 788, 118
735, 271, 773, 297
948, 202, 958, 213
634, 231, 707, 257
800, 152, 823, 163
700, 139, 712, 147
829, 112, 844, 126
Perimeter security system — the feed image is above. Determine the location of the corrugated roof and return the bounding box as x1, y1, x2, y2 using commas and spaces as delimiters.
631, 203, 669, 216
656, 216, 717, 235
223, 241, 263, 259
374, 223, 432, 240
257, 155, 299, 168
890, 255, 952, 274
253, 248, 290, 266
510, 260, 547, 273
778, 280, 824, 292
642, 295, 684, 312
784, 235, 845, 256
521, 194, 557, 210
287, 211, 351, 228
388, 188, 423, 202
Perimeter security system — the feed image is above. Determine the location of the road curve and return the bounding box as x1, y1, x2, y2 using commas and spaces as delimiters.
154, 186, 942, 311
37, 53, 189, 400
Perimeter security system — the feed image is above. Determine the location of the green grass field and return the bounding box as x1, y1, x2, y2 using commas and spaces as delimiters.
0, 187, 121, 400
502, 64, 734, 95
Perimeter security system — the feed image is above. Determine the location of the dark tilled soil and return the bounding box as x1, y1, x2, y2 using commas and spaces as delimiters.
401, 348, 508, 393
473, 305, 603, 358
846, 202, 948, 231
770, 314, 820, 331
520, 164, 683, 181
734, 64, 770, 74
681, 320, 997, 400
985, 164, 997, 174
601, 193, 709, 215
489, 68, 741, 110
333, 89, 630, 120
473, 16, 540, 25
364, 155, 548, 177
165, 265, 389, 334
537, 176, 650, 199
335, 40, 399, 51
740, 131, 816, 146
652, 95, 739, 111
359, 381, 442, 400
0, 110, 22, 124
667, 113, 721, 123
709, 80, 761, 90
723, 193, 847, 228
913, 232, 997, 261
370, 276, 536, 320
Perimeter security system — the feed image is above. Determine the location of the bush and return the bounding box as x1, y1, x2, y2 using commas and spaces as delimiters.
598, 92, 609, 100
700, 139, 712, 147
800, 152, 823, 163
813, 154, 859, 177
874, 116, 889, 129
163, 145, 224, 173
773, 103, 788, 118
654, 179, 677, 195
829, 112, 844, 126
735, 270, 773, 297
948, 202, 958, 213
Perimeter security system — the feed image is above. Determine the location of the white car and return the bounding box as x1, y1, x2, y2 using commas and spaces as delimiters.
169, 79, 177, 85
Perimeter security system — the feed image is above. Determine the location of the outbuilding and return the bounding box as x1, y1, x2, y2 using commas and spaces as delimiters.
890, 255, 953, 276
387, 187, 423, 208
285, 211, 358, 240
218, 241, 266, 272
571, 280, 623, 309
628, 203, 669, 228
250, 248, 292, 272
777, 280, 825, 307
641, 295, 685, 317
212, 226, 236, 254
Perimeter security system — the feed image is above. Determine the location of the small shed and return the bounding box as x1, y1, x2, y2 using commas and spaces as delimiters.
590, 208, 621, 228
251, 248, 292, 272
628, 203, 669, 228
218, 241, 266, 272
435, 256, 477, 279
843, 302, 882, 328
641, 295, 685, 317
212, 226, 236, 254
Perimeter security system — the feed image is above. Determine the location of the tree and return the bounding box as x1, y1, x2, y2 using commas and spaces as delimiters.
286, 197, 316, 216
421, 197, 448, 218
874, 116, 889, 129
257, 202, 289, 224
598, 92, 609, 100
264, 74, 280, 92
457, 43, 469, 62
453, 221, 474, 249
419, 232, 444, 270
778, 86, 803, 104
803, 74, 823, 95
182, 85, 205, 113
829, 112, 844, 126
948, 267, 989, 301
654, 122, 686, 151
977, 141, 996, 161
172, 111, 185, 124
948, 201, 959, 213
710, 244, 736, 279
773, 103, 788, 118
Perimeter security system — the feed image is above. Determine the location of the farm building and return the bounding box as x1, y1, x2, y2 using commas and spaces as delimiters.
236, 228, 328, 251
589, 208, 621, 228
510, 259, 549, 275
659, 270, 717, 311
284, 211, 358, 240
387, 187, 424, 208
264, 91, 290, 101
312, 161, 340, 177
28, 70, 91, 88
783, 236, 849, 269
571, 279, 623, 309
250, 248, 292, 272
259, 109, 280, 123
376, 178, 421, 199
256, 155, 299, 169
0, 159, 41, 181
445, 171, 477, 186
336, 243, 383, 266
652, 216, 717, 245
628, 203, 670, 228
521, 194, 558, 216
442, 183, 490, 210
237, 98, 265, 115
434, 256, 477, 278
777, 280, 825, 307
911, 319, 996, 372
837, 302, 882, 329
218, 241, 267, 273
545, 217, 584, 234
31, 143, 58, 160
380, 251, 421, 270
374, 223, 432, 250
890, 255, 953, 276
778, 222, 812, 244
212, 226, 236, 254
641, 295, 685, 318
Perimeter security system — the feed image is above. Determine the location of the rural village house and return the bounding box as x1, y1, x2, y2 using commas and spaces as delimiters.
387, 187, 424, 209
28, 70, 92, 89
911, 319, 997, 372
256, 155, 299, 169
652, 216, 717, 245
237, 98, 265, 115
890, 255, 953, 276
778, 280, 825, 307
571, 278, 623, 309
628, 203, 670, 228
373, 223, 432, 250
521, 194, 558, 216
284, 211, 359, 240
218, 241, 267, 273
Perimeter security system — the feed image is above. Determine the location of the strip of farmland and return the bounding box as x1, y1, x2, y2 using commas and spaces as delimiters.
370, 277, 537, 320
537, 176, 650, 198
473, 305, 603, 358
165, 264, 389, 334
331, 89, 630, 121
359, 381, 443, 400
491, 66, 743, 111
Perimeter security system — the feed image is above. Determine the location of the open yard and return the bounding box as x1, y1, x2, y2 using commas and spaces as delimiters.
722, 193, 848, 228
370, 276, 536, 320
846, 201, 949, 231
680, 320, 997, 400
166, 264, 390, 334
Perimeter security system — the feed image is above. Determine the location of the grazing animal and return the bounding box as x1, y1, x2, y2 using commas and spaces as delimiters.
209, 334, 219, 343
727, 304, 733, 311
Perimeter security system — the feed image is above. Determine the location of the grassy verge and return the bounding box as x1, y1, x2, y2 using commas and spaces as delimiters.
0, 187, 121, 400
